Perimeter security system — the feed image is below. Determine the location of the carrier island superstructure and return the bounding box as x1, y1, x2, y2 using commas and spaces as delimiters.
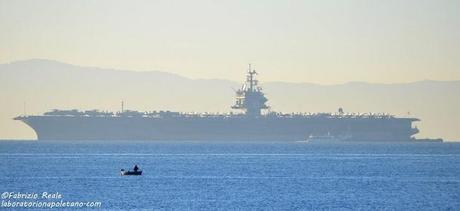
15, 65, 420, 141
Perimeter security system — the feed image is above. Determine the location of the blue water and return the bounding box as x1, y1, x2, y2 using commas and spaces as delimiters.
1, 141, 459, 210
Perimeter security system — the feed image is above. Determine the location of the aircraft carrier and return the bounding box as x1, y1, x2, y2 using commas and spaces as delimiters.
15, 65, 420, 141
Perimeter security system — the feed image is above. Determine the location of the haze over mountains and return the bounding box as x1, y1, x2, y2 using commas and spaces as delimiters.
1, 59, 459, 141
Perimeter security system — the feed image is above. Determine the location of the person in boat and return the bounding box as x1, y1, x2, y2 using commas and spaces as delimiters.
133, 165, 139, 172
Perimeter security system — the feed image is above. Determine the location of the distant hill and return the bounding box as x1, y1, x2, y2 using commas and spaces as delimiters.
1, 59, 459, 141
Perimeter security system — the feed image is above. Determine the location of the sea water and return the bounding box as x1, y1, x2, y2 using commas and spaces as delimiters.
0, 140, 459, 210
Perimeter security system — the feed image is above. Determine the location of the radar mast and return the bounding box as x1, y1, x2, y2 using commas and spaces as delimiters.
231, 64, 269, 116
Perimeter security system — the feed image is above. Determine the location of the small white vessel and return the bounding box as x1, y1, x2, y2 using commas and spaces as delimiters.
305, 132, 352, 142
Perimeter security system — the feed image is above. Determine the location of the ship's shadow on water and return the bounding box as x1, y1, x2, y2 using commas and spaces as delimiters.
1, 140, 459, 210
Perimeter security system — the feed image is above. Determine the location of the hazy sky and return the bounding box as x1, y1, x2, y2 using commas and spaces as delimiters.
0, 0, 459, 84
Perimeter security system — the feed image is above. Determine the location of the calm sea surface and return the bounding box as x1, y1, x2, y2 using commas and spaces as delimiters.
0, 140, 459, 210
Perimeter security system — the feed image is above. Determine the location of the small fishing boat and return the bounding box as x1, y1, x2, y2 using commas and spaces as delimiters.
120, 169, 142, 176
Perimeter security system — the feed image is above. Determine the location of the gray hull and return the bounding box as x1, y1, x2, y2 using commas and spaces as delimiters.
17, 116, 419, 142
